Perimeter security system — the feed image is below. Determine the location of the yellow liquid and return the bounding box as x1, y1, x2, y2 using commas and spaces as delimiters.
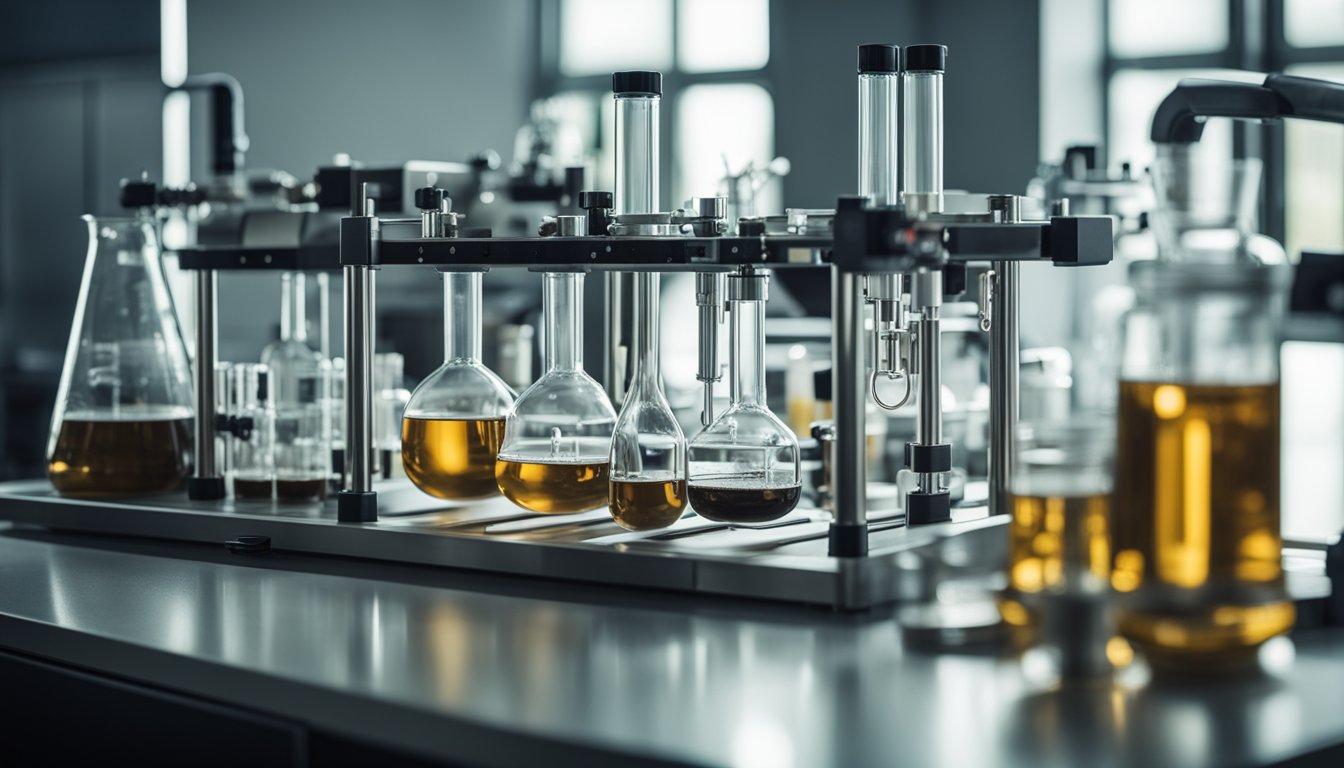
1112, 380, 1293, 668
609, 478, 686, 531
495, 458, 610, 514
402, 417, 505, 500
1000, 492, 1112, 629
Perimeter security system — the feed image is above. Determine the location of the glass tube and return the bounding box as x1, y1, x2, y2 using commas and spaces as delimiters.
608, 273, 687, 530
903, 67, 944, 208
230, 363, 275, 501
615, 89, 660, 214
858, 71, 899, 205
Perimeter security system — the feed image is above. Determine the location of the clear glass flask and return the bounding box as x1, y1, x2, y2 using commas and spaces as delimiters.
1112, 146, 1294, 670
229, 364, 275, 500
48, 215, 194, 496
402, 273, 515, 499
496, 272, 616, 514
687, 271, 801, 523
263, 271, 330, 502
608, 273, 687, 531
261, 272, 325, 405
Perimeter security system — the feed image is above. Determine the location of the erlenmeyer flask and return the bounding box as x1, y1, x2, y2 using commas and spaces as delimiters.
47, 215, 194, 496
608, 273, 687, 530
402, 273, 515, 499
496, 272, 616, 514
687, 271, 801, 523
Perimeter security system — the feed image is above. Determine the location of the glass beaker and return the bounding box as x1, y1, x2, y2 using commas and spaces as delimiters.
374, 352, 411, 477
402, 273, 515, 499
608, 273, 687, 531
495, 272, 616, 514
1112, 186, 1294, 669
48, 216, 194, 497
687, 271, 801, 523
229, 364, 275, 500
273, 363, 330, 502
1149, 145, 1262, 263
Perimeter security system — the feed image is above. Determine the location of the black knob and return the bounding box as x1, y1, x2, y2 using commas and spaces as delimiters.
119, 178, 158, 209
579, 190, 614, 211
414, 186, 446, 211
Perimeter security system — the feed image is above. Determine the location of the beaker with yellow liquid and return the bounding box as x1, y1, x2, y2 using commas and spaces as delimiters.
402, 272, 515, 500
1111, 147, 1294, 670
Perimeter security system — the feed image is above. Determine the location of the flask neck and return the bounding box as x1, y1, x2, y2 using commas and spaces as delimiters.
627, 273, 662, 392
280, 272, 308, 344
543, 272, 584, 373
444, 272, 483, 363
730, 299, 766, 407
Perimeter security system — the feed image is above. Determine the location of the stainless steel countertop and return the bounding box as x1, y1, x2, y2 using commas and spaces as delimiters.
1, 527, 1342, 768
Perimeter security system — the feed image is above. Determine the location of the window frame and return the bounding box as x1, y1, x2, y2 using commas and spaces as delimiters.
534, 0, 781, 208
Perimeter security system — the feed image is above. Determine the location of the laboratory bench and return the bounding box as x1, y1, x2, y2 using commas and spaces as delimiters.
1, 523, 1343, 767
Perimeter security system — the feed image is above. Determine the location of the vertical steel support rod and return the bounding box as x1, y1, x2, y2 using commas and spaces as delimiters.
188, 269, 225, 499
829, 267, 868, 556
338, 192, 379, 523
989, 260, 1019, 516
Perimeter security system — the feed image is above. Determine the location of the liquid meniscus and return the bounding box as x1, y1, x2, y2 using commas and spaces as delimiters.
495, 457, 609, 514
687, 480, 801, 524
402, 416, 506, 500
609, 478, 687, 531
48, 412, 192, 497
1112, 380, 1293, 668
232, 476, 274, 500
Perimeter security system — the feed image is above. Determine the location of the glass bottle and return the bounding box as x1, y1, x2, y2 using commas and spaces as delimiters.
261, 271, 330, 502
402, 273, 514, 499
608, 273, 687, 531
495, 272, 616, 514
48, 215, 194, 496
1111, 146, 1294, 670
229, 364, 275, 500
687, 271, 801, 523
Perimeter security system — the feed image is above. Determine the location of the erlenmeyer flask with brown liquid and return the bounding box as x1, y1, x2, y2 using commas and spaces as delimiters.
402, 272, 515, 500
48, 215, 195, 496
495, 272, 616, 514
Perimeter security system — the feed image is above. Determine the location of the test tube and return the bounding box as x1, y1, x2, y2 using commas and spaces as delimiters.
902, 44, 946, 213
857, 44, 900, 206
613, 70, 661, 215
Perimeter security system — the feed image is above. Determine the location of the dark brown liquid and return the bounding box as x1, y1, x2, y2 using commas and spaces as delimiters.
494, 458, 610, 514
687, 481, 801, 524
48, 416, 192, 497
232, 477, 274, 500
1112, 380, 1293, 667
401, 417, 505, 499
276, 477, 326, 502
609, 478, 686, 531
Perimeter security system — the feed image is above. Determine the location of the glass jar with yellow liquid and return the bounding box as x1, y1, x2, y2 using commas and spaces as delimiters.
401, 272, 515, 500
1112, 147, 1294, 670
495, 272, 616, 514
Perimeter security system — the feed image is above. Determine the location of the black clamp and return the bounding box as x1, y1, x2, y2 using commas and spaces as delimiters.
338, 491, 378, 523
579, 190, 614, 236
905, 442, 952, 473
906, 491, 951, 526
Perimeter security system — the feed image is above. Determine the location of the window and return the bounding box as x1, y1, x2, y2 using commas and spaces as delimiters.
542, 0, 774, 211
1104, 0, 1344, 257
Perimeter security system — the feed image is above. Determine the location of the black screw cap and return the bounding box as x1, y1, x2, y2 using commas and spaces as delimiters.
904, 44, 947, 73
613, 70, 662, 96
858, 44, 900, 74
579, 190, 614, 210
414, 186, 446, 211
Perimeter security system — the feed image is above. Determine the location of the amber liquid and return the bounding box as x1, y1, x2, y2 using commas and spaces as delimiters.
687, 480, 801, 524
999, 493, 1112, 630
232, 477, 274, 500
1112, 380, 1293, 668
495, 458, 610, 514
609, 478, 687, 531
276, 477, 326, 502
402, 417, 506, 500
48, 416, 192, 497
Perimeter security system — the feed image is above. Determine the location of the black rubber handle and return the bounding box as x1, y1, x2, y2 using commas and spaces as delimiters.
1150, 78, 1279, 143
1265, 73, 1344, 125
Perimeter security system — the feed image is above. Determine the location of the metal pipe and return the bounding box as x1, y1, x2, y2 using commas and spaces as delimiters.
192, 269, 219, 494
913, 269, 943, 495
344, 264, 374, 494
989, 260, 1019, 516
829, 267, 868, 555
695, 271, 724, 426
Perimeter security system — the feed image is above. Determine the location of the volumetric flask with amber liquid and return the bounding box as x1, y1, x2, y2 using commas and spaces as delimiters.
687, 271, 801, 523
1111, 147, 1294, 671
402, 272, 515, 500
48, 215, 194, 497
496, 272, 616, 514
608, 273, 687, 531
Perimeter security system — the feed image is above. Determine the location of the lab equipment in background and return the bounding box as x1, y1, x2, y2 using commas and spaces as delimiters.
402, 268, 515, 500
262, 271, 332, 503
785, 344, 816, 437
261, 272, 325, 406
1019, 347, 1073, 422
1000, 418, 1119, 678
720, 156, 790, 227
228, 364, 275, 500
373, 353, 410, 479
47, 215, 194, 497
495, 272, 616, 514
608, 273, 687, 531
495, 324, 535, 391
688, 269, 802, 523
